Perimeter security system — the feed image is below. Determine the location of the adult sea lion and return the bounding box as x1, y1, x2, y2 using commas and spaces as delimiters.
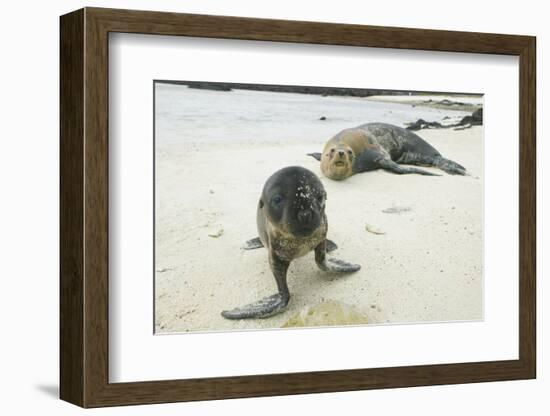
221, 166, 360, 319
308, 122, 468, 180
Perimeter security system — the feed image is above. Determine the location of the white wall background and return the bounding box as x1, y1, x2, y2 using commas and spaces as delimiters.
0, 0, 545, 414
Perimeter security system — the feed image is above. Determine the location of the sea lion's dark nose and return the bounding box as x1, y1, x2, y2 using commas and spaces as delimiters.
338, 150, 345, 157
297, 210, 312, 224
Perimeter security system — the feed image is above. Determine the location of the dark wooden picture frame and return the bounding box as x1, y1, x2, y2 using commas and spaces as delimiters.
60, 7, 536, 408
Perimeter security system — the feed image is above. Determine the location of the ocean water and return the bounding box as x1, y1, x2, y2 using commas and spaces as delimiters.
155, 83, 472, 144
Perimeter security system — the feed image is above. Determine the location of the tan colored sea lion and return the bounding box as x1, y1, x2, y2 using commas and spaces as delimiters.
308, 122, 468, 180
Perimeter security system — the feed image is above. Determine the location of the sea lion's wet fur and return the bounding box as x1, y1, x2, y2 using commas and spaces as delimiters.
222, 166, 360, 320
315, 122, 467, 180
265, 220, 326, 262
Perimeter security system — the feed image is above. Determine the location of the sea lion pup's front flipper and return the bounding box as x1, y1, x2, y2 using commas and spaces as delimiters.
221, 293, 289, 319
222, 256, 291, 319
242, 237, 264, 250
314, 241, 361, 273
243, 238, 337, 252
307, 152, 322, 161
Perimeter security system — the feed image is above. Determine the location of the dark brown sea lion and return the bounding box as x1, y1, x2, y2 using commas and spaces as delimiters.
308, 122, 468, 180
221, 166, 360, 319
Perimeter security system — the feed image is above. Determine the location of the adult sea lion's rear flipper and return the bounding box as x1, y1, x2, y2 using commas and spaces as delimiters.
352, 149, 439, 176
242, 237, 263, 250
307, 152, 322, 161
221, 293, 290, 319
434, 157, 468, 175
397, 152, 467, 176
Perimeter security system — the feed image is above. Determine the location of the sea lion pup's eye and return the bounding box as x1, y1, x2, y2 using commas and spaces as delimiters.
317, 194, 325, 204
347, 150, 353, 156
330, 148, 335, 155
271, 194, 283, 206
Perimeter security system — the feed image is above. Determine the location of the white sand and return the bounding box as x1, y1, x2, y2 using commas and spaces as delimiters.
154, 126, 483, 333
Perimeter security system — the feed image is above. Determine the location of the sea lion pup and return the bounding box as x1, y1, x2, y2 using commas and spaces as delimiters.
221, 166, 361, 319
308, 122, 468, 180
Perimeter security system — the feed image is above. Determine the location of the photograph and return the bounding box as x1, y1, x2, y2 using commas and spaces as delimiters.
153, 80, 484, 334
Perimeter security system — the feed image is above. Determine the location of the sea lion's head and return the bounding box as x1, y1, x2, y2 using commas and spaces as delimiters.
321, 143, 355, 180
260, 166, 326, 237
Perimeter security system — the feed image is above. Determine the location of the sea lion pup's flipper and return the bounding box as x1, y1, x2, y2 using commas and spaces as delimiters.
314, 241, 361, 273
222, 256, 291, 319
243, 238, 337, 252
325, 239, 338, 253
242, 237, 263, 250
397, 152, 468, 176
221, 293, 289, 319
307, 152, 322, 161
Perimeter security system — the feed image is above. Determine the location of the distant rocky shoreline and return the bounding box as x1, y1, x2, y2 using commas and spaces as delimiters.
156, 80, 481, 99
406, 108, 483, 131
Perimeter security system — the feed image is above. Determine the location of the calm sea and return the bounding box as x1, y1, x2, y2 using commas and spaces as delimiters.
155, 83, 471, 144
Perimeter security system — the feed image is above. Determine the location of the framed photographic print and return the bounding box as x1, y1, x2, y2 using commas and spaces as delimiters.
60, 7, 536, 408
